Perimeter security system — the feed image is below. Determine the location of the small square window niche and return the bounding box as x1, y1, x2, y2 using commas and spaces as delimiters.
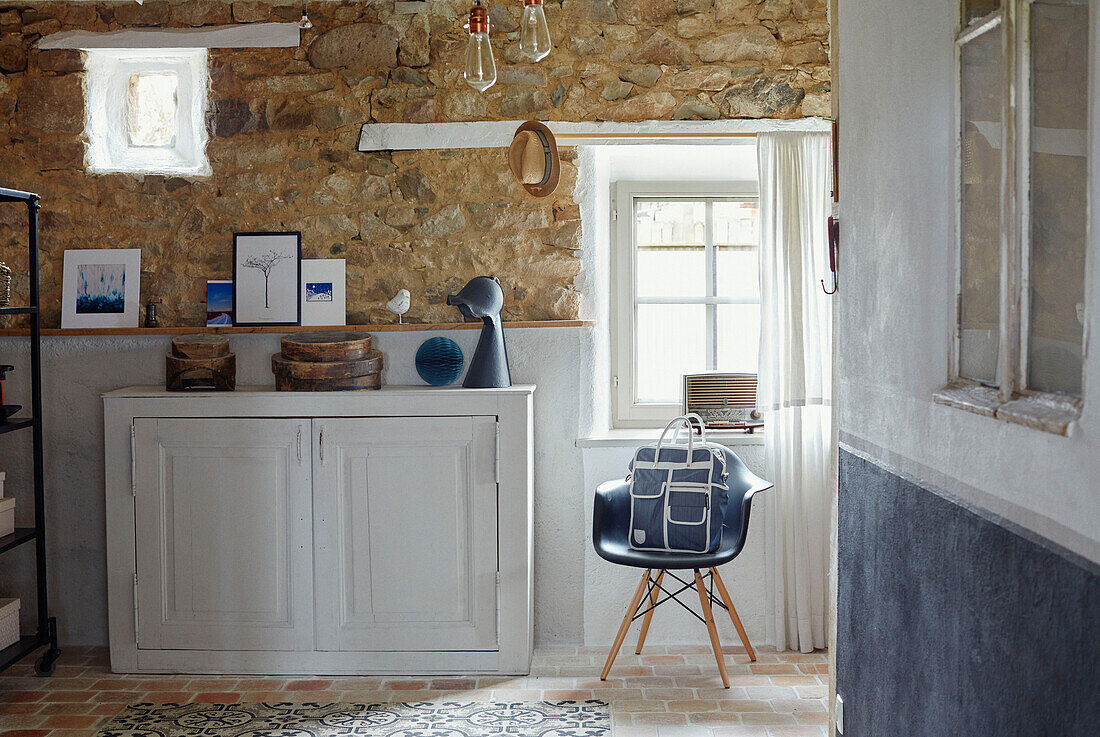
85, 49, 209, 176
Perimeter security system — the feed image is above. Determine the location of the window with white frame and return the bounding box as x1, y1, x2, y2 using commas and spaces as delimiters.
612, 181, 761, 427
944, 0, 1089, 432
85, 49, 210, 176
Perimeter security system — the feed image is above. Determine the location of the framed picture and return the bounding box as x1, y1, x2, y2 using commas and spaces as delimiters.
61, 249, 142, 329
206, 280, 233, 326
232, 232, 301, 326
301, 259, 346, 327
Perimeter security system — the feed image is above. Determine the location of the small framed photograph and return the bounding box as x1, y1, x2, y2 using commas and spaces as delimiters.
206, 280, 233, 326
301, 259, 346, 327
61, 249, 142, 329
232, 232, 301, 326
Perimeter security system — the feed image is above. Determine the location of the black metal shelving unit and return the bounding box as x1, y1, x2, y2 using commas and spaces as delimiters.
0, 187, 59, 677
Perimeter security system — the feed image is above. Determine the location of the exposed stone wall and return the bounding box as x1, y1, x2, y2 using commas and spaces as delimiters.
0, 0, 830, 326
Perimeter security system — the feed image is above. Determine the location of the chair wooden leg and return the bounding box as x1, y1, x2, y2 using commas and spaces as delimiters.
710, 567, 757, 662
601, 569, 651, 680
694, 569, 729, 688
635, 570, 664, 654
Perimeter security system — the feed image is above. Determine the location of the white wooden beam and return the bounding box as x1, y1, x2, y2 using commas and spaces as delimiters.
357, 118, 833, 151
38, 22, 299, 50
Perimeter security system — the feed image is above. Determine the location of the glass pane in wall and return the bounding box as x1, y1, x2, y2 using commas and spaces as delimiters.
959, 26, 1003, 385
717, 304, 761, 373
127, 73, 178, 147
636, 304, 706, 403
713, 201, 759, 247
635, 200, 705, 298
714, 201, 760, 299
1026, 0, 1088, 396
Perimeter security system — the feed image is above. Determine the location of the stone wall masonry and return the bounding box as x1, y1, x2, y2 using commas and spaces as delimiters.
0, 0, 829, 326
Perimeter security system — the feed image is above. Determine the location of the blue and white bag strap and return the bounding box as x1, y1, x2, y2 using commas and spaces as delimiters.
657, 415, 698, 463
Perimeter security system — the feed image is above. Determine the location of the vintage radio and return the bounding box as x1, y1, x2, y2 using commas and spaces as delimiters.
682, 372, 763, 431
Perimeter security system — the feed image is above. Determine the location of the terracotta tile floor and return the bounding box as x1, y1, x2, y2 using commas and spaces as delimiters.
0, 644, 828, 737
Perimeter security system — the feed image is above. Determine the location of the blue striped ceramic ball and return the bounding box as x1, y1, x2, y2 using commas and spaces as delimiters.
415, 337, 464, 386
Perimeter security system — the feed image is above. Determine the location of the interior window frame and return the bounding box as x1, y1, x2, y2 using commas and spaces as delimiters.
939, 0, 1091, 434
611, 180, 760, 428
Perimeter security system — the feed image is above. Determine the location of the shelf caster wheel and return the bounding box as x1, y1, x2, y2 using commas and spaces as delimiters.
34, 651, 57, 677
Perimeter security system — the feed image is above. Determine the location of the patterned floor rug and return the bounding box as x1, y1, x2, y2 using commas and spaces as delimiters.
94, 700, 611, 737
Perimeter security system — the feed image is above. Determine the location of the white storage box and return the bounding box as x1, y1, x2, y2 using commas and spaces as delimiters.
0, 598, 18, 650
0, 497, 12, 538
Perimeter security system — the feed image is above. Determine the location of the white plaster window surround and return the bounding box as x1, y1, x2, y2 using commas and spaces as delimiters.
938, 0, 1090, 435
85, 49, 210, 176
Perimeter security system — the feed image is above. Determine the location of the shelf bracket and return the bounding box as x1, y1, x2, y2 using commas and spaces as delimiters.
494, 422, 500, 485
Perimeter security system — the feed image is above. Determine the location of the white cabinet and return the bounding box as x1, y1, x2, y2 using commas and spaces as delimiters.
312, 417, 498, 652
105, 386, 534, 675
133, 418, 313, 652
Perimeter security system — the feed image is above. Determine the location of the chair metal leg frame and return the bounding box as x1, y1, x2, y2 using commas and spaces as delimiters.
602, 567, 755, 686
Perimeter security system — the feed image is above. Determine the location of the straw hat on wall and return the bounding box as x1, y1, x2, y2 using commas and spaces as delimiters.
508, 120, 560, 198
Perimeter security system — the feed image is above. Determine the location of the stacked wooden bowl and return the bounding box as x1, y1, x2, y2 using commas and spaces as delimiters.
166, 335, 236, 391
272, 331, 383, 391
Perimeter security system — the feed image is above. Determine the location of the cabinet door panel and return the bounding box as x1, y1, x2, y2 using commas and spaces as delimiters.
314, 417, 498, 651
134, 418, 313, 651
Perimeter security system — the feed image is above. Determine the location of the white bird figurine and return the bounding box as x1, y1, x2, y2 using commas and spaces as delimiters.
386, 289, 411, 324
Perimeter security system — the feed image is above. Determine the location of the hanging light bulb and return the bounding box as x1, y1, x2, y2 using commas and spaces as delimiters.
519, 0, 552, 62
464, 0, 497, 92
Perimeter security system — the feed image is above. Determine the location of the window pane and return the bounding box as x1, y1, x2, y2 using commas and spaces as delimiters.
637, 246, 705, 299
717, 304, 760, 374
1027, 0, 1087, 396
127, 73, 178, 147
959, 26, 1003, 385
636, 304, 706, 403
635, 200, 705, 298
713, 201, 759, 247
714, 201, 760, 299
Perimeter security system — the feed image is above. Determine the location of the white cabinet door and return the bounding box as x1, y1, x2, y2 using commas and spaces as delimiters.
313, 416, 498, 651
134, 418, 313, 651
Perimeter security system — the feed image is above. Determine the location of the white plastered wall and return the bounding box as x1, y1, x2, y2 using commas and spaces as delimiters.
836, 0, 1100, 562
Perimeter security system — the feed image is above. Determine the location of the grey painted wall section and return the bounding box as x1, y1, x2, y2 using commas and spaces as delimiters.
837, 0, 1100, 562
837, 448, 1100, 736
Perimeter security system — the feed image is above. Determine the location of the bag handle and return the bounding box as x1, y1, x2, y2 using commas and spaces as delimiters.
656, 414, 705, 460
675, 413, 707, 445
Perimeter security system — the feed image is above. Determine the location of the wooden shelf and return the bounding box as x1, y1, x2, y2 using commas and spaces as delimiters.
0, 320, 592, 337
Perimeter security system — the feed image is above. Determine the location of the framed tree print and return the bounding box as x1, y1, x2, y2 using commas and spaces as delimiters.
232, 232, 302, 326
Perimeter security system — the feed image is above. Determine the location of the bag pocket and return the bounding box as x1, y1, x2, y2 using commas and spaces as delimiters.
665, 482, 710, 526
629, 467, 668, 499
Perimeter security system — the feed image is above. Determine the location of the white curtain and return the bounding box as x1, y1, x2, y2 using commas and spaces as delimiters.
756, 131, 833, 653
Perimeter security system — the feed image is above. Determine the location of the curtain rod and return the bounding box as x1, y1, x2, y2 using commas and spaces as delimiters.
553, 131, 758, 142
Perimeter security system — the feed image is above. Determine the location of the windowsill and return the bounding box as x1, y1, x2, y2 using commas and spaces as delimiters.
932, 380, 1081, 436
577, 428, 765, 448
